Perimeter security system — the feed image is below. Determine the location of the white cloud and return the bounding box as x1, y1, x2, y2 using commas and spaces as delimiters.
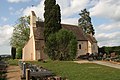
0, 25, 13, 54
95, 22, 120, 47
9, 7, 15, 15
22, 0, 44, 20
56, 0, 90, 18
96, 22, 120, 34
7, 0, 31, 3
90, 0, 120, 46
90, 0, 120, 21
0, 46, 11, 55
1, 17, 8, 22
61, 18, 78, 25
22, 0, 120, 47
0, 25, 13, 45
15, 8, 24, 15
9, 8, 23, 15
22, 0, 91, 23
9, 7, 14, 11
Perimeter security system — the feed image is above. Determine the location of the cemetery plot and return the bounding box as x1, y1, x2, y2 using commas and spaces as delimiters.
19, 61, 56, 79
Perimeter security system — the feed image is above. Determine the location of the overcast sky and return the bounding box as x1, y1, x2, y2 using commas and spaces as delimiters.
0, 0, 120, 55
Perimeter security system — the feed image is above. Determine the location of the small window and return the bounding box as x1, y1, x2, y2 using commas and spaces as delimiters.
79, 44, 81, 49
42, 46, 44, 49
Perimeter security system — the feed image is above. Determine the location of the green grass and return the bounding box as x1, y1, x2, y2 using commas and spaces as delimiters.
0, 59, 19, 80
7, 59, 19, 66
28, 61, 120, 80
6, 59, 120, 80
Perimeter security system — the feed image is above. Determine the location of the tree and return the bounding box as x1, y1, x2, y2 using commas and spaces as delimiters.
78, 9, 95, 35
44, 0, 61, 41
11, 47, 16, 59
44, 0, 77, 60
44, 33, 57, 60
10, 16, 30, 59
45, 29, 77, 60
99, 46, 120, 55
56, 29, 77, 60
16, 47, 22, 59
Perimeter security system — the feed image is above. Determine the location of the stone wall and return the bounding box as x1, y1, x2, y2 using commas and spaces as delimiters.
35, 40, 47, 60
22, 36, 36, 61
77, 41, 88, 57
88, 41, 92, 54
92, 43, 98, 53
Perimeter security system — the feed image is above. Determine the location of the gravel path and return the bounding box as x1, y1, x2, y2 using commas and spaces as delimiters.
75, 60, 120, 69
6, 66, 21, 80
92, 61, 120, 69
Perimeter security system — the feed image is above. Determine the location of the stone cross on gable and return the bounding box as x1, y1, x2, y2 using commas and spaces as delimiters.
32, 5, 34, 7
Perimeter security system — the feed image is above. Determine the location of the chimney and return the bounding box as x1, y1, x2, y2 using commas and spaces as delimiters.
30, 11, 36, 38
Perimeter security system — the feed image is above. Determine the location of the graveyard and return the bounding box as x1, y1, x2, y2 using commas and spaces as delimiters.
1, 59, 119, 80
0, 0, 120, 80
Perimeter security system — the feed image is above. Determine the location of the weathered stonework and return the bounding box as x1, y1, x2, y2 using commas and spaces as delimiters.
22, 11, 98, 61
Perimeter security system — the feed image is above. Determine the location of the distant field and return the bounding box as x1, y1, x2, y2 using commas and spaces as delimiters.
28, 60, 120, 80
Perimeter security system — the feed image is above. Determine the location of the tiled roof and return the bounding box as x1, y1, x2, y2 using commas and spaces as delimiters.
86, 34, 97, 43
33, 21, 97, 43
62, 24, 87, 41
33, 21, 44, 40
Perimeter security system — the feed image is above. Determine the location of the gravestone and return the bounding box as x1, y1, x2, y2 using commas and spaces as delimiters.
110, 52, 116, 58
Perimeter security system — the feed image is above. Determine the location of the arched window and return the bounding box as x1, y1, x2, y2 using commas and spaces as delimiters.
79, 44, 81, 49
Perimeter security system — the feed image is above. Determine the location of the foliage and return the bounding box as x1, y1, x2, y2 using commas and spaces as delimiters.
44, 0, 56, 23
43, 0, 77, 60
44, 33, 57, 60
11, 47, 16, 59
7, 59, 19, 66
28, 61, 120, 80
45, 29, 77, 60
78, 9, 95, 35
16, 47, 22, 59
99, 46, 120, 55
44, 0, 61, 41
98, 46, 106, 53
10, 16, 30, 58
56, 29, 77, 60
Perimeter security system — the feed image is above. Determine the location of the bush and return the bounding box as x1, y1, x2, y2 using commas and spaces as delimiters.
7, 59, 19, 66
16, 53, 22, 59
45, 29, 77, 60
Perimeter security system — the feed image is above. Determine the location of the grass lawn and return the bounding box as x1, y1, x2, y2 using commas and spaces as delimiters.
8, 59, 120, 80
28, 61, 120, 80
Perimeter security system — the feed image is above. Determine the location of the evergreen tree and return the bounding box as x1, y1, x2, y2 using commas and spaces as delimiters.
11, 47, 16, 59
44, 0, 56, 23
44, 0, 77, 60
78, 9, 95, 35
44, 0, 61, 41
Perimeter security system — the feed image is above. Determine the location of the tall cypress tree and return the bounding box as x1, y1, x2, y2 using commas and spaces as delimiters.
44, 0, 56, 23
78, 9, 95, 35
11, 47, 16, 59
44, 0, 61, 41
44, 0, 77, 60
